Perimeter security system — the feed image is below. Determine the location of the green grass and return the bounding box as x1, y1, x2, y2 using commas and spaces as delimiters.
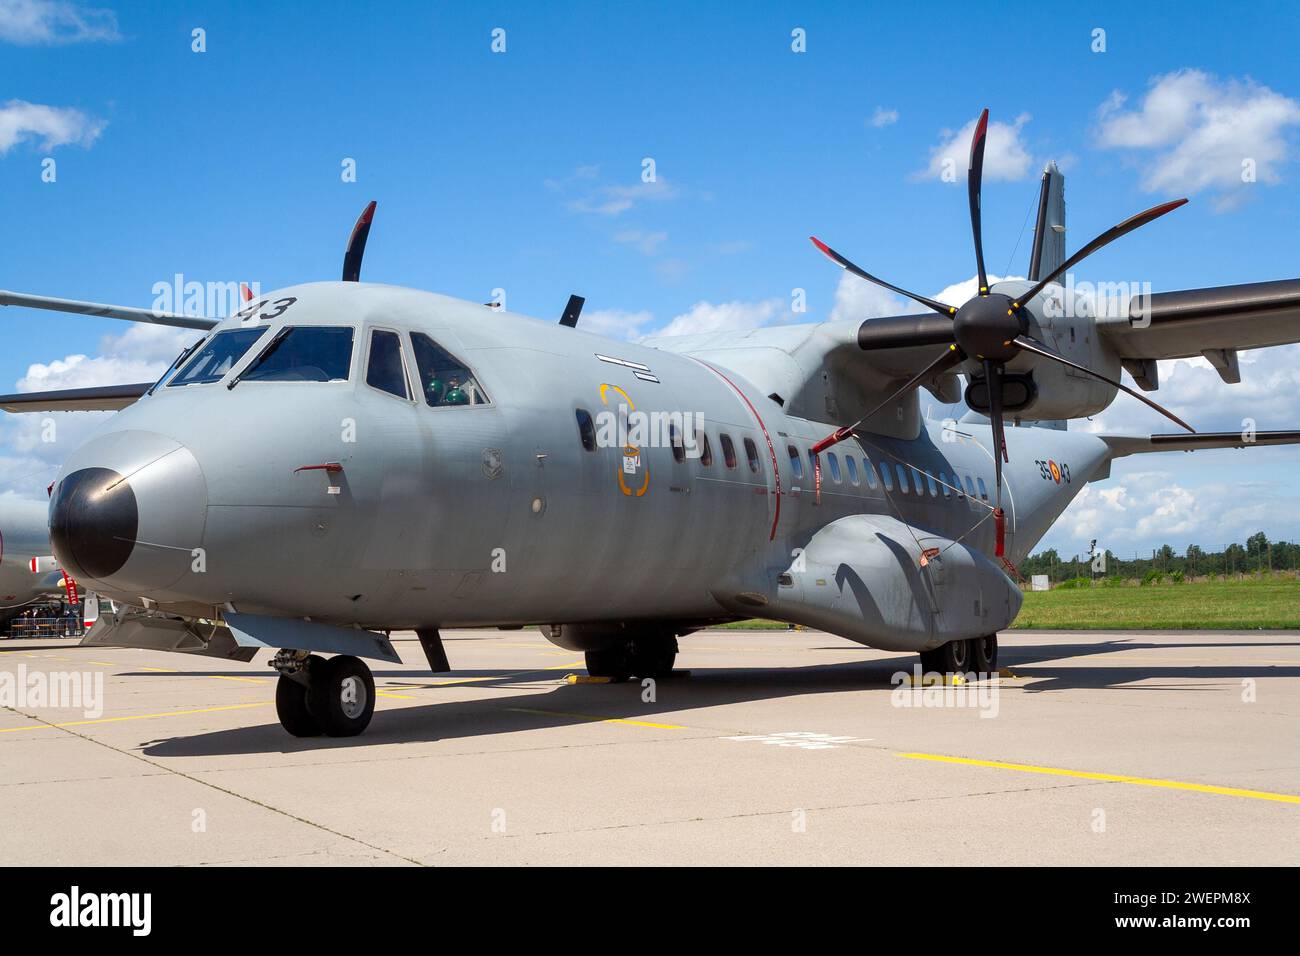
1013, 577, 1300, 630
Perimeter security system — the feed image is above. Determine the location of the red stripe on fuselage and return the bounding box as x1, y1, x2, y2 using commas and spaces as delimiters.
692, 360, 782, 541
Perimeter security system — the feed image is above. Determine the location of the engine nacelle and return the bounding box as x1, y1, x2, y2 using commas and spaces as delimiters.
966, 279, 1124, 422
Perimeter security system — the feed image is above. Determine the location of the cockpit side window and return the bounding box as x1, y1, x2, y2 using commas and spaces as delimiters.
168, 328, 267, 387
239, 326, 354, 383
410, 332, 490, 407
365, 329, 410, 399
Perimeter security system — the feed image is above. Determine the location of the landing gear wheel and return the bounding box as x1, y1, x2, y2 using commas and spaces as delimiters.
275, 669, 321, 737
629, 636, 678, 680
308, 655, 376, 737
971, 634, 998, 674
585, 644, 633, 682
919, 639, 972, 675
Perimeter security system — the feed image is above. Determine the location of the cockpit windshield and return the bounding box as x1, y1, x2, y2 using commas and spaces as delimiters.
168, 328, 267, 387
239, 326, 355, 383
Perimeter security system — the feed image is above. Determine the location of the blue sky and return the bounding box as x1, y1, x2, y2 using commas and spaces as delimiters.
2, 0, 1300, 557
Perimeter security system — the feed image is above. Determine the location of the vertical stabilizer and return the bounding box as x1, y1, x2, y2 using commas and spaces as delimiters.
1027, 161, 1065, 281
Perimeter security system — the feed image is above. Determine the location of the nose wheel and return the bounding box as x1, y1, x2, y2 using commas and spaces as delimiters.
274, 653, 376, 737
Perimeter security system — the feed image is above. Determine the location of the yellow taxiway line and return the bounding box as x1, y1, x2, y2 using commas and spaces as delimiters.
897, 752, 1300, 805
0, 701, 272, 733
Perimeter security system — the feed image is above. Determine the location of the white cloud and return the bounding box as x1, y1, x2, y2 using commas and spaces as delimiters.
916, 113, 1033, 182
1095, 70, 1300, 210
613, 229, 668, 255
578, 308, 655, 341
828, 272, 906, 322
568, 178, 680, 217
0, 98, 105, 153
1041, 469, 1295, 557
0, 0, 119, 44
0, 324, 196, 496
654, 298, 786, 338
931, 273, 1026, 307
1077, 344, 1300, 436
869, 107, 899, 129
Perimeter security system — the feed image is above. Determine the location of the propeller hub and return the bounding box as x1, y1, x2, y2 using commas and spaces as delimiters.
953, 293, 1023, 362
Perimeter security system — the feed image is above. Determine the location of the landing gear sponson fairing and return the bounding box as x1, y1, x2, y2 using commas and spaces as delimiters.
4, 112, 1300, 736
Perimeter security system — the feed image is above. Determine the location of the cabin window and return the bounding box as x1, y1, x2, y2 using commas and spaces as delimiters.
880, 463, 894, 491
720, 433, 738, 469
365, 330, 409, 399
669, 424, 686, 463
576, 409, 597, 452
977, 477, 990, 501
846, 456, 860, 485
700, 433, 714, 467
827, 452, 842, 483
896, 464, 910, 493
926, 472, 938, 497
864, 459, 879, 489
239, 326, 354, 383
410, 332, 489, 406
744, 437, 760, 473
169, 327, 268, 386
964, 475, 977, 498
939, 472, 951, 497
788, 445, 803, 479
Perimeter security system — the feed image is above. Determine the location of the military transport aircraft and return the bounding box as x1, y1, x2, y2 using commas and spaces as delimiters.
0, 496, 68, 630
3, 110, 1299, 737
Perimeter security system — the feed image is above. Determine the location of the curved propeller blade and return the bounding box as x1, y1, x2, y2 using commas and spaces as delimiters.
810, 237, 956, 318
857, 313, 957, 350
342, 200, 377, 282
983, 359, 1007, 508
968, 108, 990, 295
811, 344, 967, 454
1013, 334, 1195, 433
1013, 198, 1187, 310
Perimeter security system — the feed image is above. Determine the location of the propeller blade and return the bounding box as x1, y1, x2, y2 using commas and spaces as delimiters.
968, 108, 990, 295
1013, 198, 1188, 310
810, 237, 956, 318
857, 313, 957, 350
342, 200, 377, 282
1013, 334, 1195, 433
983, 359, 1007, 508
811, 345, 966, 454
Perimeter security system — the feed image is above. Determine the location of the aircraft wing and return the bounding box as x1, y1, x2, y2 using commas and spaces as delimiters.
1096, 278, 1300, 388
0, 382, 152, 412
1101, 430, 1300, 458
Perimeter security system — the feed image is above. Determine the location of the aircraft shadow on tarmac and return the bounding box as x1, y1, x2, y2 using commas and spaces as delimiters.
137, 637, 1300, 757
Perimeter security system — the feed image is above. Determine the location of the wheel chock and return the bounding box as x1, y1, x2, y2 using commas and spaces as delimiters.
907, 674, 966, 687
997, 667, 1020, 678
566, 673, 613, 684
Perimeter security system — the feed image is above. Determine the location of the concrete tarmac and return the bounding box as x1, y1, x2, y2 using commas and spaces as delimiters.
0, 628, 1296, 865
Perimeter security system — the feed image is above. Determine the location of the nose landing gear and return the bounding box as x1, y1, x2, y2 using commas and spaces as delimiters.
272, 651, 376, 737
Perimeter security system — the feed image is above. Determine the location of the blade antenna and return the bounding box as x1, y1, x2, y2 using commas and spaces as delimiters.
342, 200, 377, 282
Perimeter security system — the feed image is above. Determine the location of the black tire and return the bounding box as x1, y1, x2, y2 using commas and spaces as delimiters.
629, 636, 678, 679
971, 634, 998, 674
275, 673, 321, 737
921, 639, 972, 674
309, 655, 376, 737
585, 645, 633, 682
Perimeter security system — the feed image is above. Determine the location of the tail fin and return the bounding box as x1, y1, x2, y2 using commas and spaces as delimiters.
1028, 161, 1065, 282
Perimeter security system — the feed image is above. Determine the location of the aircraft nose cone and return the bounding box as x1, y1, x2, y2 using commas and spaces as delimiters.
49, 467, 139, 580
51, 430, 208, 594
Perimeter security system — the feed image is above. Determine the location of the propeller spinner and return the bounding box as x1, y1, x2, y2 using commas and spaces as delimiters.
809, 107, 1194, 535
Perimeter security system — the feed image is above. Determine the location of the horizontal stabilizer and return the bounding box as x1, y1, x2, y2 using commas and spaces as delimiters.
1, 289, 216, 331
0, 382, 151, 413
1102, 430, 1300, 458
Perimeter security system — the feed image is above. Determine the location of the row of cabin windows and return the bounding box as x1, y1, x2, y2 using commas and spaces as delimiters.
571, 410, 991, 501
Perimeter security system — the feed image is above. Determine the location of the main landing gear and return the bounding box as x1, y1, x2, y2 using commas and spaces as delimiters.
273, 651, 376, 737
585, 635, 679, 682
918, 634, 998, 675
